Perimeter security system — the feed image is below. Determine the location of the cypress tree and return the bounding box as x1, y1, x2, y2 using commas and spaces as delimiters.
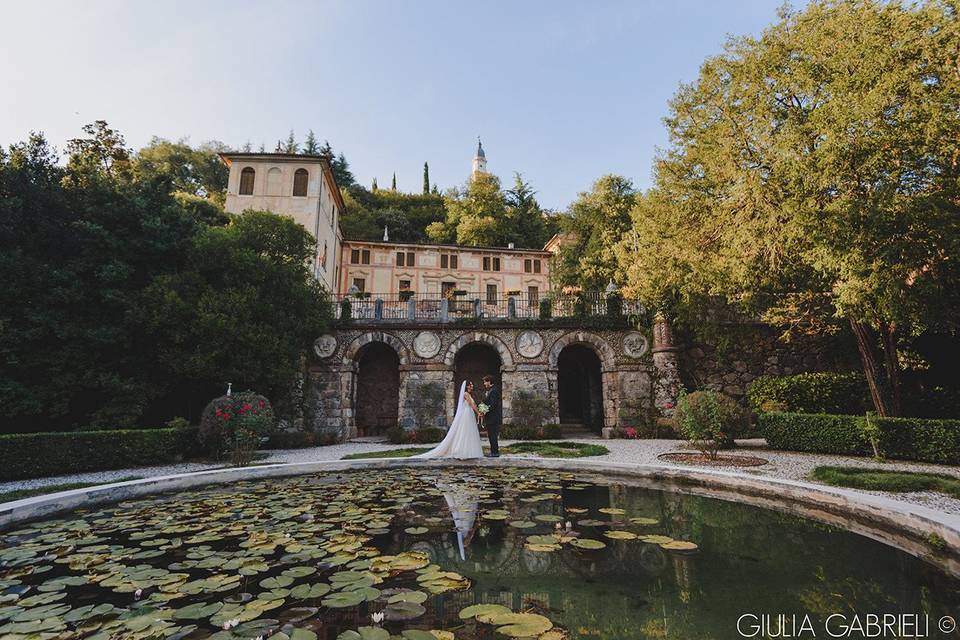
284, 130, 298, 153
423, 162, 430, 194
372, 177, 378, 191
391, 172, 397, 191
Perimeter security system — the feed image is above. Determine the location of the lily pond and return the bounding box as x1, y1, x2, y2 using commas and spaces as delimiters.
1, 467, 958, 640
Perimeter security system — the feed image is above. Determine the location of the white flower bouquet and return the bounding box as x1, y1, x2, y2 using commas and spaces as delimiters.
477, 403, 490, 415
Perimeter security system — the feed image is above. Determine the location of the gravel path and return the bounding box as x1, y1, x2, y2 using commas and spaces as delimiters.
2, 439, 959, 515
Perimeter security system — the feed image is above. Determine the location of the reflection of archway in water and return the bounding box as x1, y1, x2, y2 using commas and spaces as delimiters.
453, 342, 502, 414
354, 342, 400, 436
557, 344, 604, 432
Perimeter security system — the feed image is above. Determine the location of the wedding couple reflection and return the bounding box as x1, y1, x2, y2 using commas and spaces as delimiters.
441, 482, 480, 561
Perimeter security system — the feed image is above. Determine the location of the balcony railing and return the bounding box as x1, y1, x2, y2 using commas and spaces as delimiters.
332, 292, 645, 322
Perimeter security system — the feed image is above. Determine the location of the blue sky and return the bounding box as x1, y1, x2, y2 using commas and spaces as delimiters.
1, 1, 791, 209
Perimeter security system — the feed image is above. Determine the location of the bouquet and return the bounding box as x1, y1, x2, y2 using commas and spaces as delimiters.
477, 403, 490, 429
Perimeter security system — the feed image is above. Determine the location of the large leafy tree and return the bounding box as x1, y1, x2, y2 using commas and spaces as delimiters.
134, 136, 230, 206
505, 173, 558, 249
618, 0, 960, 416
554, 174, 637, 290
428, 173, 509, 246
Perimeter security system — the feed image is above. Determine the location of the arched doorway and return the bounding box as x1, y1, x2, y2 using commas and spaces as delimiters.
354, 342, 400, 436
454, 342, 502, 416
557, 344, 604, 433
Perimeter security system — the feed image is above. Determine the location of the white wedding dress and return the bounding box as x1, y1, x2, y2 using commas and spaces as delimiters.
414, 381, 483, 459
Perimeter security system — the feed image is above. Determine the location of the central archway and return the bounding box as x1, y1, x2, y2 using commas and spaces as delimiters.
453, 342, 502, 416
354, 342, 400, 436
557, 344, 604, 433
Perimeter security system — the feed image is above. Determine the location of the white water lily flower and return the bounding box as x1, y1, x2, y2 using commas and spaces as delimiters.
371, 611, 385, 624
134, 588, 143, 600
565, 521, 573, 530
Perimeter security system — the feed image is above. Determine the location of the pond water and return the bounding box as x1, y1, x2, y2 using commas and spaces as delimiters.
1, 467, 957, 640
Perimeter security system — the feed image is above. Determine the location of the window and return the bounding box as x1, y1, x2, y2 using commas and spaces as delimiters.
352, 278, 365, 292
239, 167, 255, 195
406, 251, 415, 267
483, 256, 499, 271
396, 252, 405, 267
524, 259, 532, 273
442, 281, 456, 297
293, 168, 308, 196
534, 259, 541, 274
399, 279, 411, 291
486, 284, 498, 304
266, 167, 282, 196
351, 249, 360, 264
440, 253, 458, 269
528, 286, 539, 307
361, 249, 370, 264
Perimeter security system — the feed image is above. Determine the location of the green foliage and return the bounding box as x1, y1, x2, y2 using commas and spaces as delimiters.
618, 1, 960, 416
340, 297, 353, 321
0, 428, 199, 481
499, 441, 608, 458
263, 430, 338, 449
422, 162, 430, 195
510, 390, 554, 430
554, 175, 636, 290
758, 412, 960, 464
199, 392, 275, 465
0, 125, 330, 432
133, 136, 230, 204
341, 185, 446, 243
539, 298, 552, 320
674, 390, 746, 458
499, 423, 563, 440
747, 372, 870, 415
810, 466, 960, 499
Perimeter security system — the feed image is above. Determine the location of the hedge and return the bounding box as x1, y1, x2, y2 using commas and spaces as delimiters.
758, 412, 960, 464
0, 427, 200, 481
747, 372, 869, 415
500, 424, 563, 440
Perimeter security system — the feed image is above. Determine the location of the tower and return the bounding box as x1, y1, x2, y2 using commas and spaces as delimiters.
471, 137, 487, 178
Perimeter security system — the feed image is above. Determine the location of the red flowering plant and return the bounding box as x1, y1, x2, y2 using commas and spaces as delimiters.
200, 391, 275, 466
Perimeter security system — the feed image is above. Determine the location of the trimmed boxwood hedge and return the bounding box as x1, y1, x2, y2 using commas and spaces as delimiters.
747, 372, 869, 415
0, 427, 200, 482
758, 412, 960, 464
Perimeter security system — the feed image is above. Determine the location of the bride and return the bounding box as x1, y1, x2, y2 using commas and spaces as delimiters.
415, 380, 483, 459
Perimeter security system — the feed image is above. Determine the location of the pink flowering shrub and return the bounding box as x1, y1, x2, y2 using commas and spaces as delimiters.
200, 391, 275, 466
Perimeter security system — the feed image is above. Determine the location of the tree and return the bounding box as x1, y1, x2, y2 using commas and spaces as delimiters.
423, 162, 430, 195
134, 137, 229, 203
504, 173, 557, 249
303, 130, 319, 154
617, 0, 960, 416
428, 173, 509, 246
284, 130, 298, 154
391, 172, 397, 191
372, 177, 378, 191
341, 185, 446, 243
64, 120, 133, 184
554, 175, 636, 290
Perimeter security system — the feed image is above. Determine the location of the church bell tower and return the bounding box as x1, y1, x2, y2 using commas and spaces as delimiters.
471, 137, 487, 178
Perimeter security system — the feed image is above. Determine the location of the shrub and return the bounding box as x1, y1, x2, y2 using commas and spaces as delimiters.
539, 298, 553, 320
500, 423, 563, 440
511, 390, 554, 430
199, 391, 275, 466
339, 297, 352, 321
0, 428, 199, 481
758, 412, 960, 464
610, 426, 640, 439
747, 372, 869, 415
674, 390, 746, 458
605, 293, 623, 317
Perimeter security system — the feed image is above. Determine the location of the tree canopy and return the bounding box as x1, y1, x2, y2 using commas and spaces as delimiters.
617, 0, 960, 415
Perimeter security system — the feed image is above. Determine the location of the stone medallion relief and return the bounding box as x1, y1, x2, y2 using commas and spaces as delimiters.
515, 330, 545, 358
622, 332, 650, 358
413, 331, 442, 359
313, 334, 338, 359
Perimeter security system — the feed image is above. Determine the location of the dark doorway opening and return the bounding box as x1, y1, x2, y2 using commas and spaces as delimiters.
557, 344, 604, 432
454, 342, 502, 417
355, 342, 400, 436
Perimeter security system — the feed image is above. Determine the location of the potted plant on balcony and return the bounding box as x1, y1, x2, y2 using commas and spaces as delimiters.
507, 289, 521, 297
453, 289, 467, 297
399, 289, 415, 302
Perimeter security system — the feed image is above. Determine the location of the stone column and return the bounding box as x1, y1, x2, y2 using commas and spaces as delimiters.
652, 312, 682, 415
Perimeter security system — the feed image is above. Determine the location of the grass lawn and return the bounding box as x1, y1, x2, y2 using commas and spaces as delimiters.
810, 466, 960, 498
341, 441, 608, 461
0, 476, 144, 503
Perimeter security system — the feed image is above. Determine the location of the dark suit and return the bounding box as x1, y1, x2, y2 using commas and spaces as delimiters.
484, 384, 502, 455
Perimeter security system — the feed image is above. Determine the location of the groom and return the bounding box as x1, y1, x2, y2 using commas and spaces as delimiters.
482, 375, 501, 457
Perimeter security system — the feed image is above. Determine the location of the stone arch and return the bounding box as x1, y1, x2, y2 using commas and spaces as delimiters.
342, 331, 410, 366
548, 331, 617, 372
442, 331, 515, 368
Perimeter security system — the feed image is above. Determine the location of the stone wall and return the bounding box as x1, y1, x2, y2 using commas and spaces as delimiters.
304, 324, 665, 441
678, 324, 860, 404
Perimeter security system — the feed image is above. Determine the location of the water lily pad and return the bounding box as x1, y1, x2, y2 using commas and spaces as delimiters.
384, 600, 426, 621
387, 590, 428, 604
629, 517, 659, 525
337, 627, 389, 640
570, 538, 606, 550
487, 612, 553, 637
603, 530, 638, 540
322, 590, 365, 608
404, 527, 429, 535
598, 508, 625, 515
661, 540, 698, 552
458, 603, 511, 622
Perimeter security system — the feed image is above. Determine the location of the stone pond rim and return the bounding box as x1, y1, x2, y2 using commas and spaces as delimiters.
1, 458, 957, 578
